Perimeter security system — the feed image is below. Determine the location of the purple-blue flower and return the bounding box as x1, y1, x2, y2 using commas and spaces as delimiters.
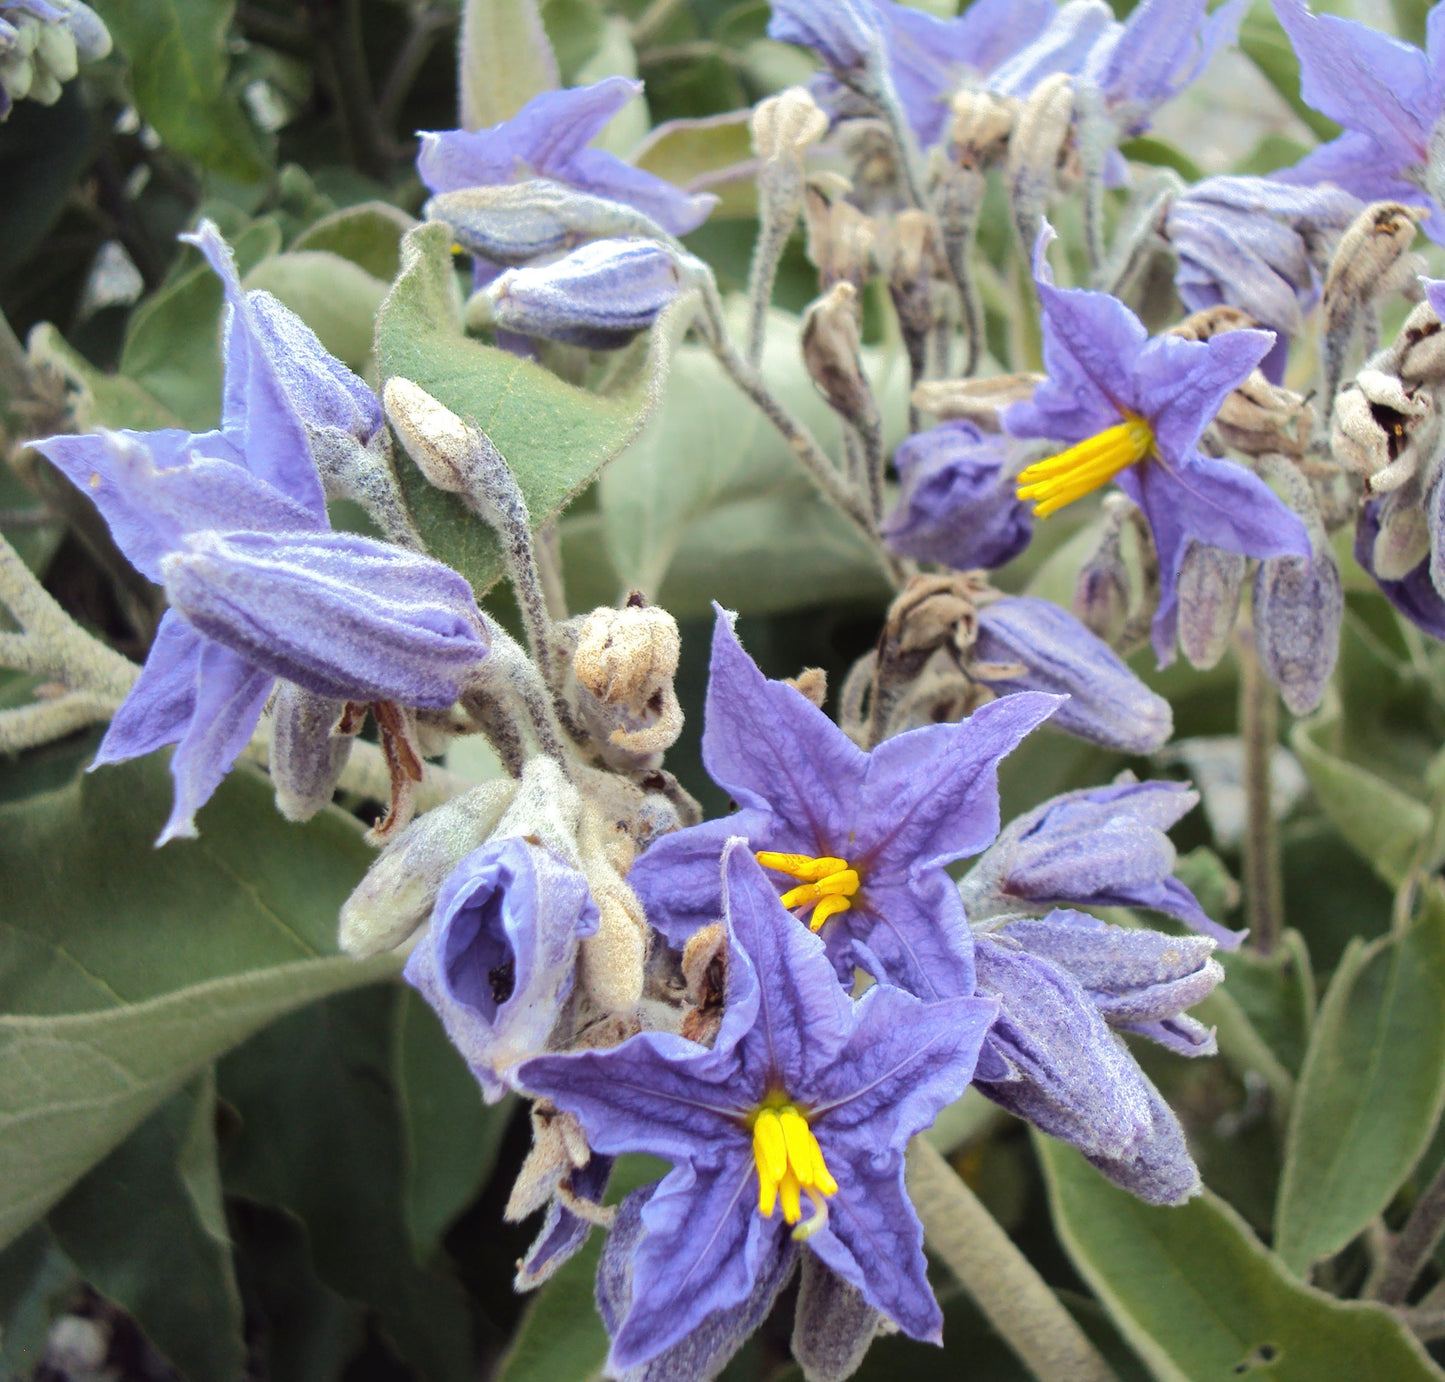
973, 905, 1221, 1203
417, 77, 715, 240
520, 841, 1000, 1371
881, 420, 1033, 570
33, 222, 489, 842
627, 606, 1058, 1000
1356, 501, 1445, 640
477, 238, 689, 349
770, 0, 1055, 147
1271, 0, 1445, 241
403, 835, 600, 1102
1167, 175, 1362, 382
973, 595, 1174, 752
961, 778, 1243, 948
1004, 224, 1311, 665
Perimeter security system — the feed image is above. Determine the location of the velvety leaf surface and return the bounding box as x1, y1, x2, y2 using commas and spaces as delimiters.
375, 222, 691, 596
458, 0, 559, 132
47, 1072, 244, 1382
0, 753, 396, 1252
1275, 885, 1445, 1274
1038, 1136, 1444, 1382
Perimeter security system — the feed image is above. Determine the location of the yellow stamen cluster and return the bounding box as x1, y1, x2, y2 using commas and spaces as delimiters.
751, 1102, 838, 1239
1016, 415, 1155, 518
756, 852, 860, 932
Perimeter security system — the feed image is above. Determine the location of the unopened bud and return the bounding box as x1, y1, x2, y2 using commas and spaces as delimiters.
951, 89, 1017, 168
802, 282, 878, 432
1372, 501, 1431, 580
1176, 542, 1245, 670
426, 180, 672, 267
751, 86, 828, 166
383, 376, 472, 492
1253, 549, 1343, 715
270, 683, 353, 822
338, 777, 520, 957
471, 238, 693, 349
1073, 509, 1131, 643
1006, 73, 1074, 246
1323, 202, 1422, 333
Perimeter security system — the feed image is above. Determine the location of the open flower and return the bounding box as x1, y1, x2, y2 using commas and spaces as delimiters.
1003, 224, 1310, 664
1271, 0, 1445, 241
520, 842, 999, 1373
33, 223, 488, 842
417, 77, 715, 242
973, 906, 1221, 1203
627, 606, 1058, 999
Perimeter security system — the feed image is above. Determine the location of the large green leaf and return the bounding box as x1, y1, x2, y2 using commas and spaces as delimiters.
374, 221, 691, 597
217, 989, 473, 1382
1037, 1136, 1444, 1382
291, 203, 417, 282
595, 313, 904, 616
0, 753, 397, 1252
1274, 886, 1445, 1274
458, 0, 559, 131
393, 987, 513, 1260
1291, 713, 1431, 888
88, 0, 271, 182
47, 1072, 244, 1382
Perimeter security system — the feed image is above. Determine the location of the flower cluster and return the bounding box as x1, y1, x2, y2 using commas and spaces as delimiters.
0, 0, 109, 118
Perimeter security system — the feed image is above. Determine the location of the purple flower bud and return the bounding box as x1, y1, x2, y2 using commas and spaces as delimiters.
162, 530, 489, 708
404, 836, 600, 1102
1176, 541, 1245, 670
479, 239, 689, 349
973, 595, 1173, 752
268, 682, 352, 823
1252, 546, 1343, 716
881, 421, 1033, 570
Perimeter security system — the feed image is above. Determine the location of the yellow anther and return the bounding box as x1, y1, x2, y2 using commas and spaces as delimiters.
1016, 415, 1154, 519
750, 1103, 837, 1236
757, 852, 860, 931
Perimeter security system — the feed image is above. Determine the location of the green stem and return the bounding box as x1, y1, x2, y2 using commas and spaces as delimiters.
1238, 624, 1283, 955
906, 1140, 1120, 1382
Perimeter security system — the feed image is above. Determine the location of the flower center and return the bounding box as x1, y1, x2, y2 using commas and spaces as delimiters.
1015, 415, 1155, 518
756, 852, 860, 932
750, 1101, 838, 1240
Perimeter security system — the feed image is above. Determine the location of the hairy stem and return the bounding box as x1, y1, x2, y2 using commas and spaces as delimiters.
1237, 624, 1283, 955
907, 1140, 1120, 1382
1371, 1158, 1445, 1305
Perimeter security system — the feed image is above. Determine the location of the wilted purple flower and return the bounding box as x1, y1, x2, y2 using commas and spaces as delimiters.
1167, 175, 1363, 382
961, 779, 1242, 948
881, 421, 1033, 570
33, 223, 489, 842
973, 906, 1221, 1203
1271, 0, 1445, 241
521, 842, 999, 1372
404, 836, 600, 1102
418, 77, 715, 239
1004, 224, 1311, 665
627, 607, 1058, 1000
1356, 501, 1445, 640
972, 595, 1174, 752
478, 238, 689, 349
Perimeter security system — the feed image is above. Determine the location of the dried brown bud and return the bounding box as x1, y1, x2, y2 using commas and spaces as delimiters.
751, 86, 828, 166
912, 373, 1044, 430
802, 281, 878, 430
1214, 371, 1312, 458
1167, 304, 1258, 341
1323, 202, 1422, 332
950, 89, 1017, 168
803, 182, 877, 293
787, 667, 828, 708
1329, 370, 1435, 486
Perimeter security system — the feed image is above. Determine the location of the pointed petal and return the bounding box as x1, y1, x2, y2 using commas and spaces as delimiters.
92, 610, 201, 768
701, 607, 867, 843
562, 148, 716, 236
858, 692, 1059, 872
844, 870, 977, 1002
1133, 328, 1274, 464
158, 642, 273, 844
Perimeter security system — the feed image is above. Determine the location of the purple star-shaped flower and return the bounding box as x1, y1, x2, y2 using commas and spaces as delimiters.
1271, 0, 1445, 242
417, 77, 715, 240
520, 841, 999, 1372
1003, 224, 1311, 665
961, 778, 1243, 948
973, 905, 1221, 1204
33, 222, 488, 842
627, 607, 1058, 1000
